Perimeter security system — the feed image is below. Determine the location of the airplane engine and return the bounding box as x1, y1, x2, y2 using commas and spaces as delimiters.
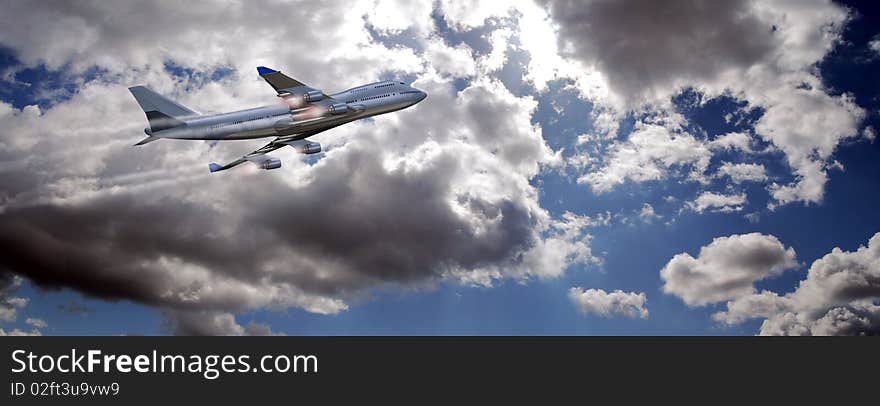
303, 90, 324, 102
260, 157, 282, 170
294, 141, 322, 155
328, 103, 349, 114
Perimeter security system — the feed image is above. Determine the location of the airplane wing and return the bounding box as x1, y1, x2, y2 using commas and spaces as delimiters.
207, 137, 322, 173
257, 66, 307, 92
257, 66, 359, 115
207, 138, 287, 173
257, 66, 339, 102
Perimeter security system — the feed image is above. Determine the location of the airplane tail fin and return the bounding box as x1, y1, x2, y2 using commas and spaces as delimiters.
128, 86, 197, 133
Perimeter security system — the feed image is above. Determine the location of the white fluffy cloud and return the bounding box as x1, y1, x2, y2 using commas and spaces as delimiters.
710, 132, 755, 154
758, 88, 864, 208
423, 38, 477, 78
0, 274, 45, 335
569, 287, 649, 319
0, 274, 27, 323
871, 36, 880, 55
578, 122, 710, 193
716, 162, 767, 184
661, 233, 798, 306
715, 232, 880, 335
686, 191, 747, 214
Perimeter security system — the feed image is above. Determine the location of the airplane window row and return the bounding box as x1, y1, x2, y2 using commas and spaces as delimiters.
359, 93, 391, 101
211, 115, 272, 128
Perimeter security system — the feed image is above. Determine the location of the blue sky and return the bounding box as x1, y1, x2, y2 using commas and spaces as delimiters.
1, 0, 879, 335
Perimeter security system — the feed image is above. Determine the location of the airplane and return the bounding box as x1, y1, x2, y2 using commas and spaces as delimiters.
128, 66, 427, 172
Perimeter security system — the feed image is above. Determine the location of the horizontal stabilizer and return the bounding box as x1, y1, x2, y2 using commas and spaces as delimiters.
208, 163, 224, 173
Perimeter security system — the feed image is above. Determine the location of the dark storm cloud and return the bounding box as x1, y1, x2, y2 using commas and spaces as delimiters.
0, 195, 263, 308
540, 0, 777, 102
239, 147, 535, 285
0, 136, 542, 315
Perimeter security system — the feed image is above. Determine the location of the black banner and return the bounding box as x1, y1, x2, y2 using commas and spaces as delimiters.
1, 337, 875, 404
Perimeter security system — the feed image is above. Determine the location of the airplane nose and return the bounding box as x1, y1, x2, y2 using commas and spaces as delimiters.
416, 90, 427, 102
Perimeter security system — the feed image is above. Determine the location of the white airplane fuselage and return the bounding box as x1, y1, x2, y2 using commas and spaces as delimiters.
147, 80, 426, 142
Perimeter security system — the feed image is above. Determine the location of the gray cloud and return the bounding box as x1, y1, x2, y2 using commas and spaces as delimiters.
161, 309, 285, 336
541, 0, 776, 103
660, 233, 798, 306
569, 287, 648, 319
715, 232, 880, 335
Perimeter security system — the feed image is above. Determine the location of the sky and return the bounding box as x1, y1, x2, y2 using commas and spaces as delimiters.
0, 0, 879, 336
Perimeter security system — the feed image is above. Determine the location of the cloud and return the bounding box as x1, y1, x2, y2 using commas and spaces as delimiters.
541, 0, 865, 207
423, 38, 477, 78
638, 203, 661, 223
870, 36, 880, 56
0, 274, 46, 335
0, 327, 42, 336
714, 232, 880, 335
243, 321, 285, 336
161, 310, 284, 336
0, 0, 424, 84
716, 162, 767, 184
0, 274, 27, 322
759, 90, 864, 208
162, 310, 237, 336
0, 1, 595, 334
686, 191, 747, 213
540, 0, 777, 105
569, 287, 648, 319
864, 126, 877, 143
25, 317, 47, 329
661, 233, 798, 306
711, 290, 792, 325
577, 122, 710, 193
709, 132, 755, 154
